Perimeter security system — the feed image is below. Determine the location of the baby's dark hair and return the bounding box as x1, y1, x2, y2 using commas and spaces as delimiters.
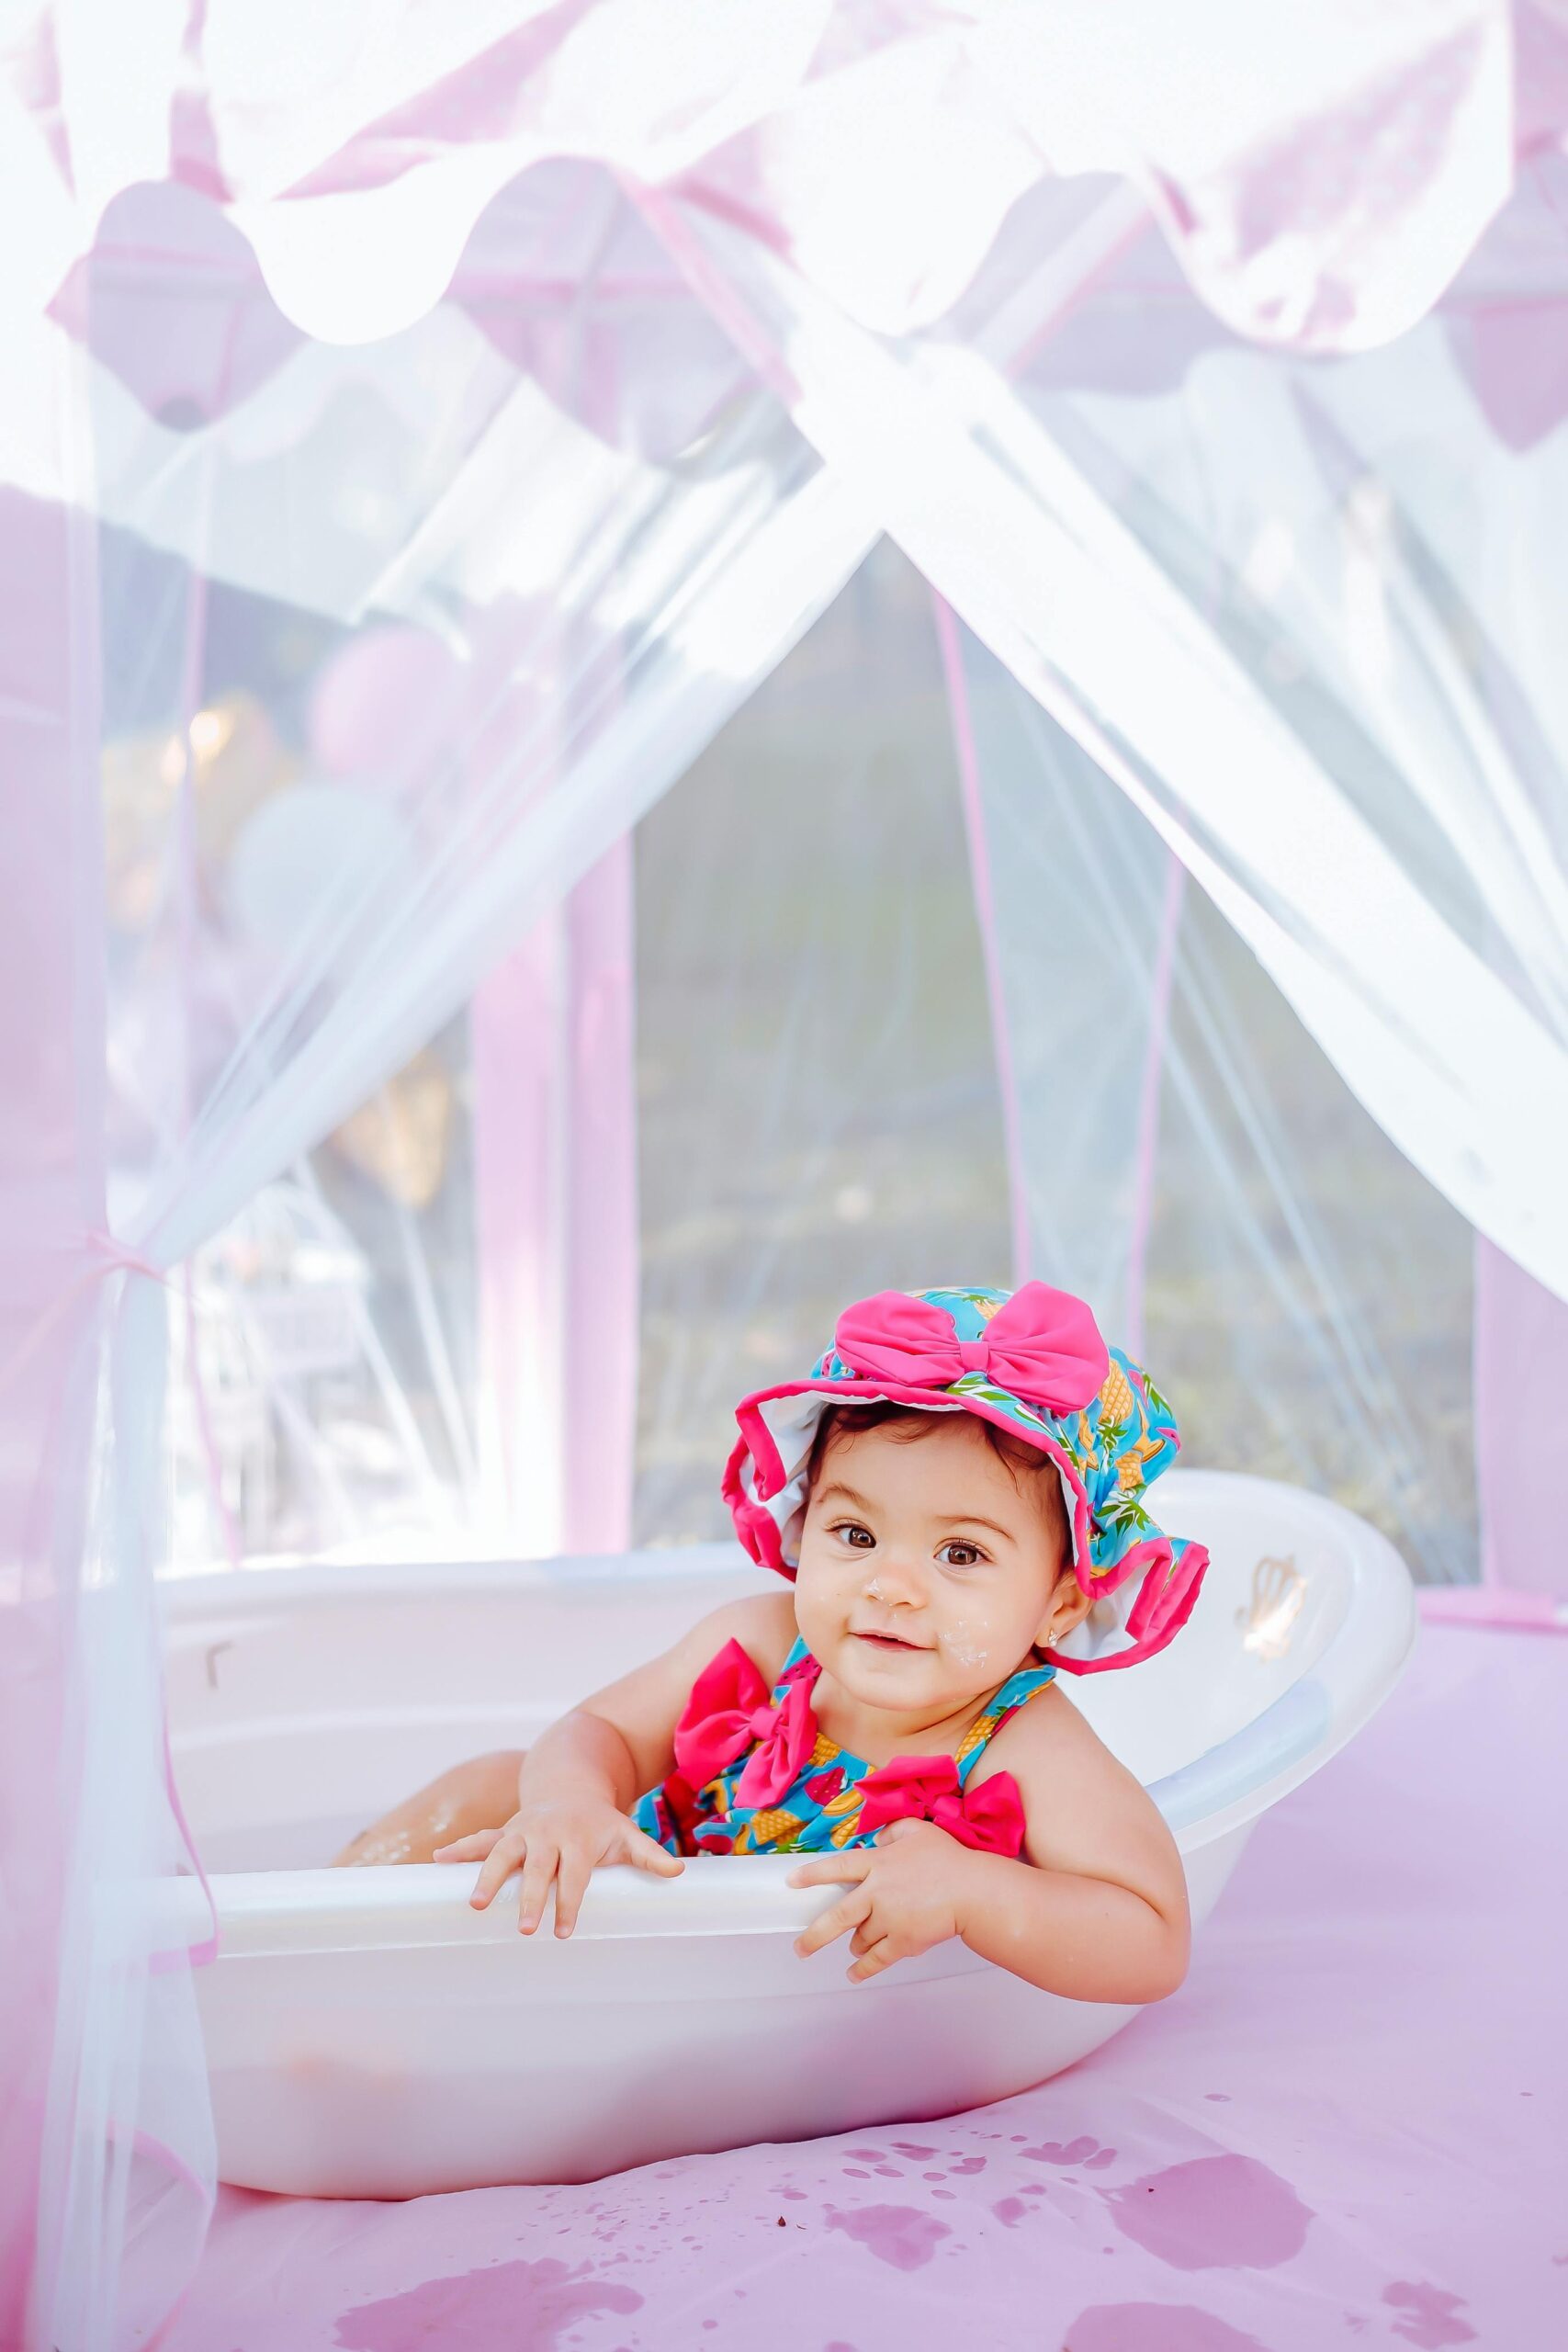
805, 1399, 1071, 1569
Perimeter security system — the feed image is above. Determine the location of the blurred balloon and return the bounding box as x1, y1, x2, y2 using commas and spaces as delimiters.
307, 626, 463, 784
225, 780, 416, 957
101, 730, 181, 933
328, 1048, 456, 1210
101, 692, 298, 932
190, 692, 299, 871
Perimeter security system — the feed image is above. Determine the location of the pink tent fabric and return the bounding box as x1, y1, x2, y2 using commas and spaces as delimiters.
157, 1623, 1568, 2351
127, 2, 1526, 349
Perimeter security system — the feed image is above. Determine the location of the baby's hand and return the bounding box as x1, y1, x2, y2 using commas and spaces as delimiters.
435, 1799, 682, 1936
788, 1819, 976, 1983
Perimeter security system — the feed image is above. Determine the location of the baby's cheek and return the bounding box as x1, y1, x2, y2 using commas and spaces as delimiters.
936, 1588, 1045, 1674
789, 1559, 842, 1646
931, 1596, 1007, 1670
795, 1541, 856, 1590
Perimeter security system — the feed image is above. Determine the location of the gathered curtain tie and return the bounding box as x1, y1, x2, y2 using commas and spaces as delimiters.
672, 1638, 820, 1809
855, 1753, 1028, 1857
83, 1227, 166, 1283
0, 1227, 170, 1398
833, 1280, 1109, 1417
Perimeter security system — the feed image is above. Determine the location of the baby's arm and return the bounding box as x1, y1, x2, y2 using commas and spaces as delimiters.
953, 1690, 1190, 2002
438, 1589, 796, 1935
790, 1689, 1188, 2003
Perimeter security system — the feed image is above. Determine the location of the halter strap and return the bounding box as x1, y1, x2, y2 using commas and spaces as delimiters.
772, 1636, 1055, 1785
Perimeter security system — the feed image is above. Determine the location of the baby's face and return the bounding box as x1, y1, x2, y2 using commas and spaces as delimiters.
793, 1413, 1077, 1717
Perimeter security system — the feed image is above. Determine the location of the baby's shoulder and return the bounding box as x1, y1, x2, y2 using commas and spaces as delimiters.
681, 1584, 799, 1686
976, 1675, 1110, 1781
976, 1667, 1181, 1894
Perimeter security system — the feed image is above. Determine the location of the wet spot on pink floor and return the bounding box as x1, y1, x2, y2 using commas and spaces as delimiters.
948, 2156, 987, 2176
992, 2197, 1030, 2228
1062, 2303, 1269, 2351
822, 2204, 953, 2270
1382, 2281, 1478, 2346
1022, 2136, 1102, 2165
891, 2142, 937, 2158
1101, 2155, 1312, 2272
333, 2258, 643, 2350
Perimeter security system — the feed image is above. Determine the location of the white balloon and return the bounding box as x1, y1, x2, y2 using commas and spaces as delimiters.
226, 781, 416, 956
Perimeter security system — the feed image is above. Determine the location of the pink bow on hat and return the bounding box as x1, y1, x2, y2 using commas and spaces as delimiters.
833, 1283, 1110, 1417
856, 1755, 1028, 1857
672, 1639, 821, 1809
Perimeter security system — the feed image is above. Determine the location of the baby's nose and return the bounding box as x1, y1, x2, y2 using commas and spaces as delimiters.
865, 1554, 925, 1603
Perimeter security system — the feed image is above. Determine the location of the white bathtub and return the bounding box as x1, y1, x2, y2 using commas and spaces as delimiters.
163, 1468, 1415, 2198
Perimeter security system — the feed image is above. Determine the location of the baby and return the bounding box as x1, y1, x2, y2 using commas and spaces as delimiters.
339, 1282, 1209, 2001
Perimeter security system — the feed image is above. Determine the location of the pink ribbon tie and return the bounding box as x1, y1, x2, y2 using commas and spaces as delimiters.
856, 1754, 1028, 1857
672, 1639, 820, 1810
833, 1282, 1110, 1417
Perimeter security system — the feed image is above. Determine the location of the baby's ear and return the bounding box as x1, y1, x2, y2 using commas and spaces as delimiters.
1038, 1571, 1094, 1651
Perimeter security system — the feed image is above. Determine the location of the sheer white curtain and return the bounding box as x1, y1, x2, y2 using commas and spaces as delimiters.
630, 542, 1011, 1545
626, 552, 1477, 1583
642, 174, 1568, 1306
0, 467, 109, 2352
22, 186, 882, 2352
944, 607, 1475, 1582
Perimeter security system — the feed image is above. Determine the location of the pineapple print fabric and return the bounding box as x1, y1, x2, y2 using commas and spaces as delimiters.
629, 1635, 1055, 1860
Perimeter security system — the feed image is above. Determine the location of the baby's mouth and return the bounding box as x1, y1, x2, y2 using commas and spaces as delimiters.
850, 1628, 928, 1652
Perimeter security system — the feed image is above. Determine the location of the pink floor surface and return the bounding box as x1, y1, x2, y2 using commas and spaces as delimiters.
167, 1625, 1567, 2352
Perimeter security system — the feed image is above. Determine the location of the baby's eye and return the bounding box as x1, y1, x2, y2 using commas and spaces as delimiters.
830, 1521, 875, 1550
937, 1540, 987, 1569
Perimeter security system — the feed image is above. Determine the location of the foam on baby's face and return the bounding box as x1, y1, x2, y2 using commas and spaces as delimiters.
792, 1412, 1081, 1722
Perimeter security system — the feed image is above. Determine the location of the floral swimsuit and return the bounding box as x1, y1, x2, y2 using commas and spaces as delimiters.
630, 1634, 1055, 1860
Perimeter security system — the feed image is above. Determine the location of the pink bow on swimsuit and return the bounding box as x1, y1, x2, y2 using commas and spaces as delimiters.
673, 1639, 820, 1809
833, 1281, 1109, 1415
856, 1755, 1028, 1858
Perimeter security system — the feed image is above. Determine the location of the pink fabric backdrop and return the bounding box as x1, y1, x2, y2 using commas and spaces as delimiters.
472, 842, 637, 1558
158, 1623, 1568, 2352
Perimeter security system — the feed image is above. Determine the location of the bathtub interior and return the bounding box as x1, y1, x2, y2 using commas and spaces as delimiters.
164, 1467, 1393, 1873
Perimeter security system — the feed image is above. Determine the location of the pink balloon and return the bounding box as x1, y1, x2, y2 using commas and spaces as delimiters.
307, 627, 461, 783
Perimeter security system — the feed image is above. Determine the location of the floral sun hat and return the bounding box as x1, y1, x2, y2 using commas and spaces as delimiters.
722, 1282, 1209, 1674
